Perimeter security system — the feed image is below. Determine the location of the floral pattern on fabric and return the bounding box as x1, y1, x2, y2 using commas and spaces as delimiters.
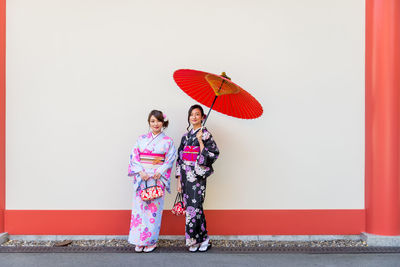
129, 132, 176, 193
128, 192, 166, 246
128, 132, 176, 246
176, 127, 219, 246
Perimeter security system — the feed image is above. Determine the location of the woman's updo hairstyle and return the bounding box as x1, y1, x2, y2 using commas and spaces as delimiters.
148, 110, 169, 128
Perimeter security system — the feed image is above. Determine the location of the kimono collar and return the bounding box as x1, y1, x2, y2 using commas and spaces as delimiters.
190, 127, 205, 135
144, 131, 165, 149
148, 131, 165, 140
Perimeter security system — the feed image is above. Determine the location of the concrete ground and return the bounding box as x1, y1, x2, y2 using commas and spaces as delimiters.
1, 253, 400, 267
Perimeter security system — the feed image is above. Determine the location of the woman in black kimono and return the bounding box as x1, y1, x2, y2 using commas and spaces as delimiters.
176, 104, 219, 252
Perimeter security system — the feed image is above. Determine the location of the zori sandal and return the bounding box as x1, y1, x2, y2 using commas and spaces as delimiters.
188, 244, 199, 252
135, 246, 144, 253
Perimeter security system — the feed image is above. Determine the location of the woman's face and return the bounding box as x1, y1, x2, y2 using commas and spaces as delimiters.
189, 108, 203, 127
149, 115, 163, 134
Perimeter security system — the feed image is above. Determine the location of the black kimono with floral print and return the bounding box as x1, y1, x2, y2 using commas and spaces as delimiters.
176, 127, 219, 246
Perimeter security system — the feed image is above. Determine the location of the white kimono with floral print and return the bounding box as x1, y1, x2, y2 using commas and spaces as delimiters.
128, 132, 176, 246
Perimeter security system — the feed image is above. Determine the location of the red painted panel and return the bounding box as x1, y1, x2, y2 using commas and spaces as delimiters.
5, 210, 130, 235
5, 210, 365, 235
365, 0, 400, 235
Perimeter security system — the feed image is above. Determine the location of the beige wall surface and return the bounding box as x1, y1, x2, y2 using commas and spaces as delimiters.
6, 0, 364, 209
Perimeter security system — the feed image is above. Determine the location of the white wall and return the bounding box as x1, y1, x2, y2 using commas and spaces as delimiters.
6, 0, 365, 210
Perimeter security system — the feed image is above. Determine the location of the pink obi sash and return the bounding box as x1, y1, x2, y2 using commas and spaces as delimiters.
182, 146, 200, 162
140, 152, 165, 169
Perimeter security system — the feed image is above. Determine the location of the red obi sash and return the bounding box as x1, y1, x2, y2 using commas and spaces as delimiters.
182, 146, 200, 162
140, 152, 165, 169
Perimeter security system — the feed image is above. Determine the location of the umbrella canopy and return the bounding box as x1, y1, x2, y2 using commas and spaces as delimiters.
173, 69, 263, 123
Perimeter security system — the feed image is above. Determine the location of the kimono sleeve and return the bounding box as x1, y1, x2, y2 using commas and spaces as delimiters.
198, 130, 219, 167
155, 139, 177, 179
128, 139, 144, 176
175, 135, 185, 178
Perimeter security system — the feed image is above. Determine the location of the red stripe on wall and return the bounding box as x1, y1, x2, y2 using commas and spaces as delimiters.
0, 0, 6, 233
5, 209, 365, 235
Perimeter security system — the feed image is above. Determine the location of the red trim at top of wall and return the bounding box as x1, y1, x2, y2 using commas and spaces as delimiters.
5, 209, 365, 235
0, 0, 6, 233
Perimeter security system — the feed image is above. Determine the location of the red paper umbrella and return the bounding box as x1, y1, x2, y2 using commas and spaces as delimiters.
173, 69, 263, 125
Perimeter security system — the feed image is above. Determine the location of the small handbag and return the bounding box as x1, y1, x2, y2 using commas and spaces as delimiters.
171, 192, 186, 216
140, 180, 163, 201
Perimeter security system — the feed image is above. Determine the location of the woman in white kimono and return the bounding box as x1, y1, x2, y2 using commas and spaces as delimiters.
128, 110, 176, 253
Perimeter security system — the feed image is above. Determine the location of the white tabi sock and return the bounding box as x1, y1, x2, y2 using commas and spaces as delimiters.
198, 238, 210, 251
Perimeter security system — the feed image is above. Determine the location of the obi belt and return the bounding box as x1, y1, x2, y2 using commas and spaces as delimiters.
140, 152, 165, 169
182, 146, 200, 165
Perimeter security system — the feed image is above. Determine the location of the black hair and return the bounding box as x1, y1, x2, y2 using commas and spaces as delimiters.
187, 104, 204, 131
148, 110, 169, 128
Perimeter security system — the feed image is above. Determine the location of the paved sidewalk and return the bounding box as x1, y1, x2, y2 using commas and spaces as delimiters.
1, 253, 400, 267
